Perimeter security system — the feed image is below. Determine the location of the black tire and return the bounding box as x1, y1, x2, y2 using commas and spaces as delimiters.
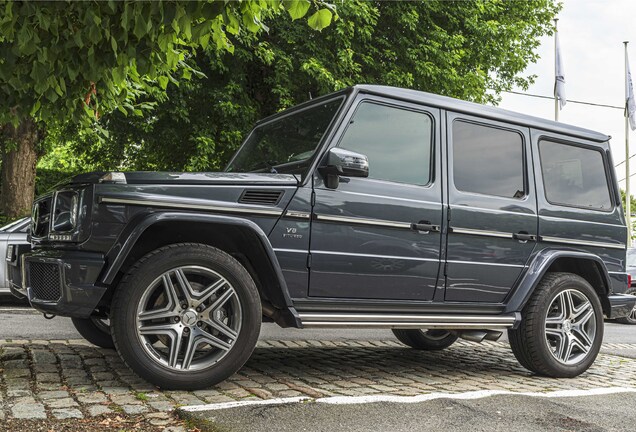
616, 287, 636, 324
392, 329, 458, 350
508, 272, 603, 378
111, 243, 261, 390
71, 317, 114, 349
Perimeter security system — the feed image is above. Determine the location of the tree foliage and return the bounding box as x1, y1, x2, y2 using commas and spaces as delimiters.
0, 0, 333, 126
50, 0, 559, 174
0, 0, 334, 217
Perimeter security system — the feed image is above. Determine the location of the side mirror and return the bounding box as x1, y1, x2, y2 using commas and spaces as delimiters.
319, 148, 369, 189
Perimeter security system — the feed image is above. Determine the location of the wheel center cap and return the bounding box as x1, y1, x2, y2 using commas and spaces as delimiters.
182, 309, 198, 326
563, 320, 572, 333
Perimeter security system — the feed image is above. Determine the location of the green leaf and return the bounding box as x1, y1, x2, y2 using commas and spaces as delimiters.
134, 12, 147, 39
157, 75, 169, 90
307, 9, 332, 31
30, 99, 41, 116
284, 0, 311, 20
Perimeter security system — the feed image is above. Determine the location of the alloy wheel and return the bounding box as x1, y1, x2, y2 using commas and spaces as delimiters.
544, 289, 596, 365
135, 265, 241, 372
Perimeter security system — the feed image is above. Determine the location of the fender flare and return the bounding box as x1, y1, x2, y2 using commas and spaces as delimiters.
504, 249, 612, 314
100, 211, 301, 327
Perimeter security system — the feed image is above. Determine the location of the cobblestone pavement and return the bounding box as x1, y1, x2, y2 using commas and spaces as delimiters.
1, 338, 636, 430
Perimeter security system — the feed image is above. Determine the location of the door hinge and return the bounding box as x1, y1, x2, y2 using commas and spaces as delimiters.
447, 207, 452, 221
307, 253, 312, 269
443, 262, 448, 276
311, 190, 316, 206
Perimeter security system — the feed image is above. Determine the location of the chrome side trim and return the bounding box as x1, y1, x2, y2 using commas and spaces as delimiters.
452, 205, 536, 217
315, 214, 412, 230
450, 227, 512, 239
298, 313, 516, 329
100, 197, 283, 217
339, 189, 440, 206
273, 248, 307, 254
541, 235, 626, 250
446, 260, 526, 268
608, 271, 627, 275
540, 214, 623, 227
284, 210, 311, 220
311, 250, 438, 262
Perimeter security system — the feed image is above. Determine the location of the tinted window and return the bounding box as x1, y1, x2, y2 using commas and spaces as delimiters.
453, 120, 525, 199
338, 102, 433, 186
539, 140, 612, 210
226, 98, 343, 175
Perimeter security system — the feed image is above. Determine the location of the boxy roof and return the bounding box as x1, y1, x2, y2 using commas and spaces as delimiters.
353, 85, 610, 143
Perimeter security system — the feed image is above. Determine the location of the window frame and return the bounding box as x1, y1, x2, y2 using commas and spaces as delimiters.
334, 99, 436, 188
451, 118, 528, 201
538, 138, 615, 213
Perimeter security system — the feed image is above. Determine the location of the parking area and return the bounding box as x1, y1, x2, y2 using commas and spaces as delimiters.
2, 335, 636, 431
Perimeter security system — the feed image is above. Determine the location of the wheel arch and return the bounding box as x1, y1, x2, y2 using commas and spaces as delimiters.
100, 212, 302, 328
505, 250, 613, 316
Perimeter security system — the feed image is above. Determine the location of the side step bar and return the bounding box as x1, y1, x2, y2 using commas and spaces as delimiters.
298, 313, 518, 329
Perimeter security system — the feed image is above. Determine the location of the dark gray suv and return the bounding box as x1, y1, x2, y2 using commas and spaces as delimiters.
13, 85, 636, 390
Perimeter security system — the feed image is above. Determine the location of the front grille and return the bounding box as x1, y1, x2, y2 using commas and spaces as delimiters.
238, 190, 283, 206
30, 262, 62, 301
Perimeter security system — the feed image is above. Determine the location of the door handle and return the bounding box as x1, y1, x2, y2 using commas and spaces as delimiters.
513, 232, 537, 242
411, 221, 440, 233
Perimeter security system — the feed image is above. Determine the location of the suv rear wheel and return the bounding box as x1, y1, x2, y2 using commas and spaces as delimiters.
392, 329, 458, 350
111, 243, 261, 390
70, 317, 114, 349
508, 272, 603, 378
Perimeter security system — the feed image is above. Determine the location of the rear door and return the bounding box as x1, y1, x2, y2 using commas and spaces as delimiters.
308, 96, 443, 301
445, 113, 538, 303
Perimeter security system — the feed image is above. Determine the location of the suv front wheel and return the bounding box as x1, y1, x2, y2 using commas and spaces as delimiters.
509, 272, 603, 378
111, 243, 261, 390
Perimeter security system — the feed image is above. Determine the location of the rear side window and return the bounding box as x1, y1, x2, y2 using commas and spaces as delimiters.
539, 140, 612, 211
338, 102, 433, 186
452, 120, 525, 199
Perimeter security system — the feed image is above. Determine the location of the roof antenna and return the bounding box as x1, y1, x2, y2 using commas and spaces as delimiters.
308, 92, 313, 100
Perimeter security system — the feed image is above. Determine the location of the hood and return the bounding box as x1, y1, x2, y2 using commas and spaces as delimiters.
69, 171, 300, 186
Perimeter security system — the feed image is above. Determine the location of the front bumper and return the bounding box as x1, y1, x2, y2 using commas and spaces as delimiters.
607, 293, 636, 319
22, 250, 107, 318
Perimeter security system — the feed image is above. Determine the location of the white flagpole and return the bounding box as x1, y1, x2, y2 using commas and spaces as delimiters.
554, 19, 559, 122
625, 41, 631, 243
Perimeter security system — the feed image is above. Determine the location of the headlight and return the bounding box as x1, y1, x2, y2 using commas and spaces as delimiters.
52, 190, 80, 233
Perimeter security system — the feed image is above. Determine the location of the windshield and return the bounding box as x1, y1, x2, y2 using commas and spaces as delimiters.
628, 249, 636, 267
226, 98, 343, 176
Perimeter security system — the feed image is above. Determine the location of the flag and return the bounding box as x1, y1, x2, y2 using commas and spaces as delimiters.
627, 51, 636, 131
554, 32, 566, 109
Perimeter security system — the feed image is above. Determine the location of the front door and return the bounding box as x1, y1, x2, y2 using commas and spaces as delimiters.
445, 113, 538, 303
308, 96, 443, 301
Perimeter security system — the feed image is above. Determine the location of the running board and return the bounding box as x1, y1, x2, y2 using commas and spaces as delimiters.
298, 312, 518, 329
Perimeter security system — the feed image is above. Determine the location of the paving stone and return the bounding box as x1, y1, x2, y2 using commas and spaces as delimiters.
121, 404, 149, 414
52, 408, 83, 419
11, 403, 46, 419
77, 392, 108, 404
46, 398, 79, 408
149, 401, 177, 411
39, 390, 70, 400
87, 404, 113, 417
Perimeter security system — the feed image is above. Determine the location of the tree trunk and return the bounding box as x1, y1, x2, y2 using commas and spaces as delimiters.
0, 118, 42, 218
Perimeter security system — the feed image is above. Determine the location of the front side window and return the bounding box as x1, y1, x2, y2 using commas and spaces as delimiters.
338, 102, 433, 186
452, 120, 525, 199
226, 98, 343, 175
539, 140, 612, 211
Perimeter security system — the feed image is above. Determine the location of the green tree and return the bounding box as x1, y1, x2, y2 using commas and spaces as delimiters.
0, 0, 334, 217
57, 0, 559, 173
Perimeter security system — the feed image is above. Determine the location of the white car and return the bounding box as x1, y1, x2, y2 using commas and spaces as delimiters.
0, 217, 30, 294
